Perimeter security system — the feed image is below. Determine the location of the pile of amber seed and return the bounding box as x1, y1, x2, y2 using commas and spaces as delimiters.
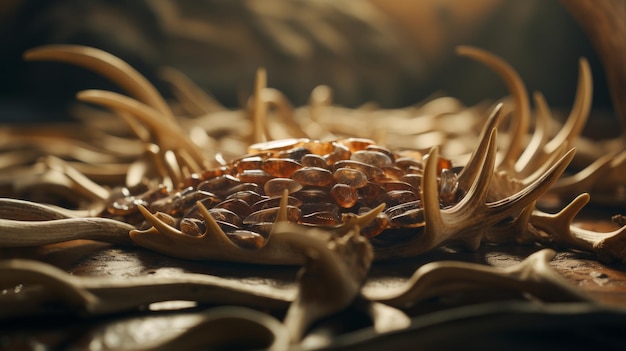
104, 138, 463, 249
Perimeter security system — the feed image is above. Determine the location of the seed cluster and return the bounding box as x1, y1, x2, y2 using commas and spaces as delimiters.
104, 138, 462, 248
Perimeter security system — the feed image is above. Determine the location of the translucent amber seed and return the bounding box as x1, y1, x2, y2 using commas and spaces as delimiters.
366, 145, 395, 161
300, 202, 339, 216
439, 168, 459, 205
162, 189, 220, 217
379, 166, 405, 181
207, 208, 243, 227
306, 140, 334, 155
263, 178, 303, 198
250, 196, 303, 213
358, 181, 386, 205
350, 150, 393, 168
200, 165, 229, 179
382, 190, 419, 208
333, 160, 383, 180
330, 183, 359, 208
183, 173, 203, 188
338, 138, 375, 153
214, 198, 252, 217
198, 175, 241, 194
216, 220, 241, 232
333, 167, 368, 188
379, 181, 417, 194
223, 183, 261, 198
291, 167, 334, 187
323, 143, 351, 165
276, 147, 311, 162
225, 190, 264, 206
262, 158, 303, 178
384, 200, 421, 217
243, 206, 301, 225
388, 208, 425, 228
300, 212, 341, 226
234, 156, 264, 173
395, 157, 423, 172
238, 169, 274, 185
401, 174, 422, 191
359, 212, 389, 238
183, 195, 224, 220
180, 217, 206, 236
226, 230, 265, 250
293, 188, 332, 203
301, 154, 329, 168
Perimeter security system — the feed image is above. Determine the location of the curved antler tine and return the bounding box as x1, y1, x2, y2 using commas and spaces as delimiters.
547, 152, 615, 198
455, 128, 498, 210
77, 90, 206, 168
421, 146, 445, 241
24, 45, 172, 118
457, 103, 503, 191
456, 46, 530, 171
0, 198, 75, 220
487, 148, 576, 217
262, 88, 310, 139
515, 92, 551, 173
545, 58, 593, 155
252, 68, 269, 143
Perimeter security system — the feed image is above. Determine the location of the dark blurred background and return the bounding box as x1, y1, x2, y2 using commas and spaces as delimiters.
0, 0, 614, 125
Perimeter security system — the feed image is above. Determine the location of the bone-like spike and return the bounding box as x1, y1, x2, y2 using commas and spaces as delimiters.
77, 90, 206, 167
545, 58, 593, 155
457, 103, 503, 191
457, 129, 498, 210
548, 153, 615, 197
531, 193, 590, 242
456, 46, 530, 171
274, 189, 290, 225
252, 68, 269, 144
262, 88, 310, 139
195, 201, 239, 247
24, 45, 172, 118
135, 205, 184, 241
158, 66, 225, 115
515, 92, 551, 174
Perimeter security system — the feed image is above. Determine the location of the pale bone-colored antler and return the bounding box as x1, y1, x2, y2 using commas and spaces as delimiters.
272, 222, 372, 343
367, 249, 591, 308
158, 66, 225, 115
23, 45, 173, 119
77, 90, 206, 174
529, 193, 626, 263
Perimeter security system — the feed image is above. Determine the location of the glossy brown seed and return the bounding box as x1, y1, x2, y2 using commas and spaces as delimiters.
351, 150, 393, 168
358, 181, 386, 205
323, 143, 351, 164
262, 158, 303, 178
276, 147, 311, 162
264, 177, 303, 197
213, 198, 252, 217
183, 195, 225, 220
333, 160, 383, 180
301, 154, 328, 168
245, 222, 274, 238
207, 208, 243, 227
200, 165, 229, 179
293, 188, 332, 203
366, 144, 395, 161
395, 157, 423, 172
226, 230, 265, 249
182, 173, 203, 188
250, 195, 303, 213
379, 181, 417, 194
382, 190, 419, 208
223, 183, 261, 198
439, 168, 459, 205
337, 138, 375, 153
333, 167, 368, 188
234, 156, 264, 173
154, 189, 220, 216
238, 169, 274, 185
154, 212, 178, 227
180, 217, 206, 236
243, 206, 301, 225
384, 200, 422, 218
388, 208, 425, 228
401, 174, 422, 191
216, 219, 241, 233
379, 166, 405, 181
300, 212, 341, 226
306, 140, 334, 155
330, 183, 358, 208
198, 175, 240, 194
291, 167, 334, 187
300, 202, 339, 216
359, 212, 389, 238
107, 189, 148, 216
225, 190, 265, 206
